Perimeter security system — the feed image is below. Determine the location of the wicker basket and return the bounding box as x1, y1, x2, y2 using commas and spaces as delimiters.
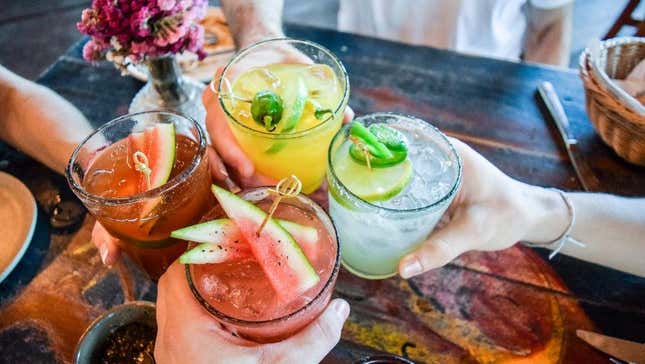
579, 37, 645, 166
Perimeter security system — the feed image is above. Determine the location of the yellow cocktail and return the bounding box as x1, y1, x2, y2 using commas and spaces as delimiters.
218, 39, 349, 193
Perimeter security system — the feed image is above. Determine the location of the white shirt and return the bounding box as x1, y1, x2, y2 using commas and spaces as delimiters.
338, 0, 574, 61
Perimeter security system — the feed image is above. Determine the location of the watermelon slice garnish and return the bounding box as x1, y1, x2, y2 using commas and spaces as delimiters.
128, 123, 176, 192
210, 185, 320, 301
171, 218, 319, 261
179, 243, 251, 264
143, 123, 176, 189
127, 123, 176, 220
171, 219, 242, 245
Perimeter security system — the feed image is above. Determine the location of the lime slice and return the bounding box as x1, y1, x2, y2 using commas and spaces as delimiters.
265, 76, 308, 154
333, 143, 413, 202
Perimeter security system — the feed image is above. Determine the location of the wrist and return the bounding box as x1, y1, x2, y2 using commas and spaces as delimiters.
519, 185, 570, 244
237, 27, 284, 49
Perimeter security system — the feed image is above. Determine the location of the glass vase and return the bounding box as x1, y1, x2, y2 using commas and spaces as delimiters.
129, 55, 206, 128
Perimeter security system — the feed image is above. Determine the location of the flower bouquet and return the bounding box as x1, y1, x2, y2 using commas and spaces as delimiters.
78, 0, 207, 70
77, 0, 209, 121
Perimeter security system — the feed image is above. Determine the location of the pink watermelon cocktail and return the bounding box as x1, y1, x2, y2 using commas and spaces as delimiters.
185, 187, 340, 343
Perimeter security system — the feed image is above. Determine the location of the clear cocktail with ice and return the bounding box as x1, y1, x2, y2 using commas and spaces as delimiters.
327, 113, 461, 279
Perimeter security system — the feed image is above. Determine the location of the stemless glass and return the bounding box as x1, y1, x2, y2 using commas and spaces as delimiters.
67, 111, 213, 280
327, 113, 462, 279
217, 38, 350, 193
186, 187, 340, 343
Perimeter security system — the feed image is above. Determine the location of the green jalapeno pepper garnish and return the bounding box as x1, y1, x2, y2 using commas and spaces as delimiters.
349, 122, 393, 159
349, 122, 408, 167
251, 90, 283, 132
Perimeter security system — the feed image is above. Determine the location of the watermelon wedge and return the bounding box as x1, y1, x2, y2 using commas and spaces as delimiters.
210, 185, 319, 301
179, 243, 251, 264
143, 123, 176, 190
128, 123, 176, 192
171, 218, 319, 261
171, 219, 242, 245
127, 123, 176, 220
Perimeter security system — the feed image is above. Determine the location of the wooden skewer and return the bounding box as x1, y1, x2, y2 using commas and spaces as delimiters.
256, 175, 302, 236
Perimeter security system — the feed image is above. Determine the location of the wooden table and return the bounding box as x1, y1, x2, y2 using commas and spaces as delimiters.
1, 24, 644, 363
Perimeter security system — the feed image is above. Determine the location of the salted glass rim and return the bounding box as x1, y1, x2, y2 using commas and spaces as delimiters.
328, 112, 462, 214
217, 37, 350, 139
185, 187, 341, 326
66, 110, 207, 206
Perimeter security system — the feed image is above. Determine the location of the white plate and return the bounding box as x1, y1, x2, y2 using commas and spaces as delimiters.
0, 171, 37, 284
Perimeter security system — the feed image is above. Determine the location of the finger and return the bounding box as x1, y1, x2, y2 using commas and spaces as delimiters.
399, 212, 477, 278
239, 170, 276, 189
343, 105, 354, 124
92, 222, 120, 266
207, 146, 240, 193
204, 68, 255, 178
264, 299, 349, 363
156, 262, 216, 323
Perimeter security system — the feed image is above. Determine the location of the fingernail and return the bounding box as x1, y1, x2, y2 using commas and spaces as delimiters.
400, 256, 423, 279
224, 177, 241, 193
218, 166, 229, 178
332, 300, 350, 319
99, 246, 108, 265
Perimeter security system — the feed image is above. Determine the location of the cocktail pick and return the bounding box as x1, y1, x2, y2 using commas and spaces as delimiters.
132, 151, 152, 189
256, 175, 302, 236
349, 135, 372, 171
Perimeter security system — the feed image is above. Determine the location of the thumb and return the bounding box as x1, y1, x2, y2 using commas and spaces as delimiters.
264, 299, 349, 364
399, 212, 477, 278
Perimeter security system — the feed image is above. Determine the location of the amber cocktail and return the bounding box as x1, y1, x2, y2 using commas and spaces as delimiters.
67, 111, 212, 280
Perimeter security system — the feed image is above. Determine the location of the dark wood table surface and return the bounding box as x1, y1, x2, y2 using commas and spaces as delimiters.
1, 24, 644, 363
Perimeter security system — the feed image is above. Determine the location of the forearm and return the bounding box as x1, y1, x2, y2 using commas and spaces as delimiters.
565, 193, 645, 276
0, 66, 93, 174
523, 186, 645, 276
524, 3, 573, 67
221, 0, 284, 49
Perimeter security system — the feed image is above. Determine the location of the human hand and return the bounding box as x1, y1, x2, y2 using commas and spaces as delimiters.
154, 262, 350, 364
398, 138, 570, 278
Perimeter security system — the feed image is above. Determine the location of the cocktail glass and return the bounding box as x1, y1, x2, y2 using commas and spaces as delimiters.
327, 113, 462, 279
217, 38, 350, 193
67, 111, 213, 280
185, 187, 340, 343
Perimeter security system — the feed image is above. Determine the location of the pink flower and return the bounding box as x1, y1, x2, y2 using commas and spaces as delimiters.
130, 7, 153, 37
77, 0, 207, 63
82, 39, 105, 61
158, 0, 176, 11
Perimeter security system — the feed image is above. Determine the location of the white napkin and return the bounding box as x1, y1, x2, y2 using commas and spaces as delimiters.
613, 59, 645, 104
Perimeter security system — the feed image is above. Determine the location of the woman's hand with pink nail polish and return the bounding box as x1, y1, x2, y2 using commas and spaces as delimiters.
398, 138, 567, 279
